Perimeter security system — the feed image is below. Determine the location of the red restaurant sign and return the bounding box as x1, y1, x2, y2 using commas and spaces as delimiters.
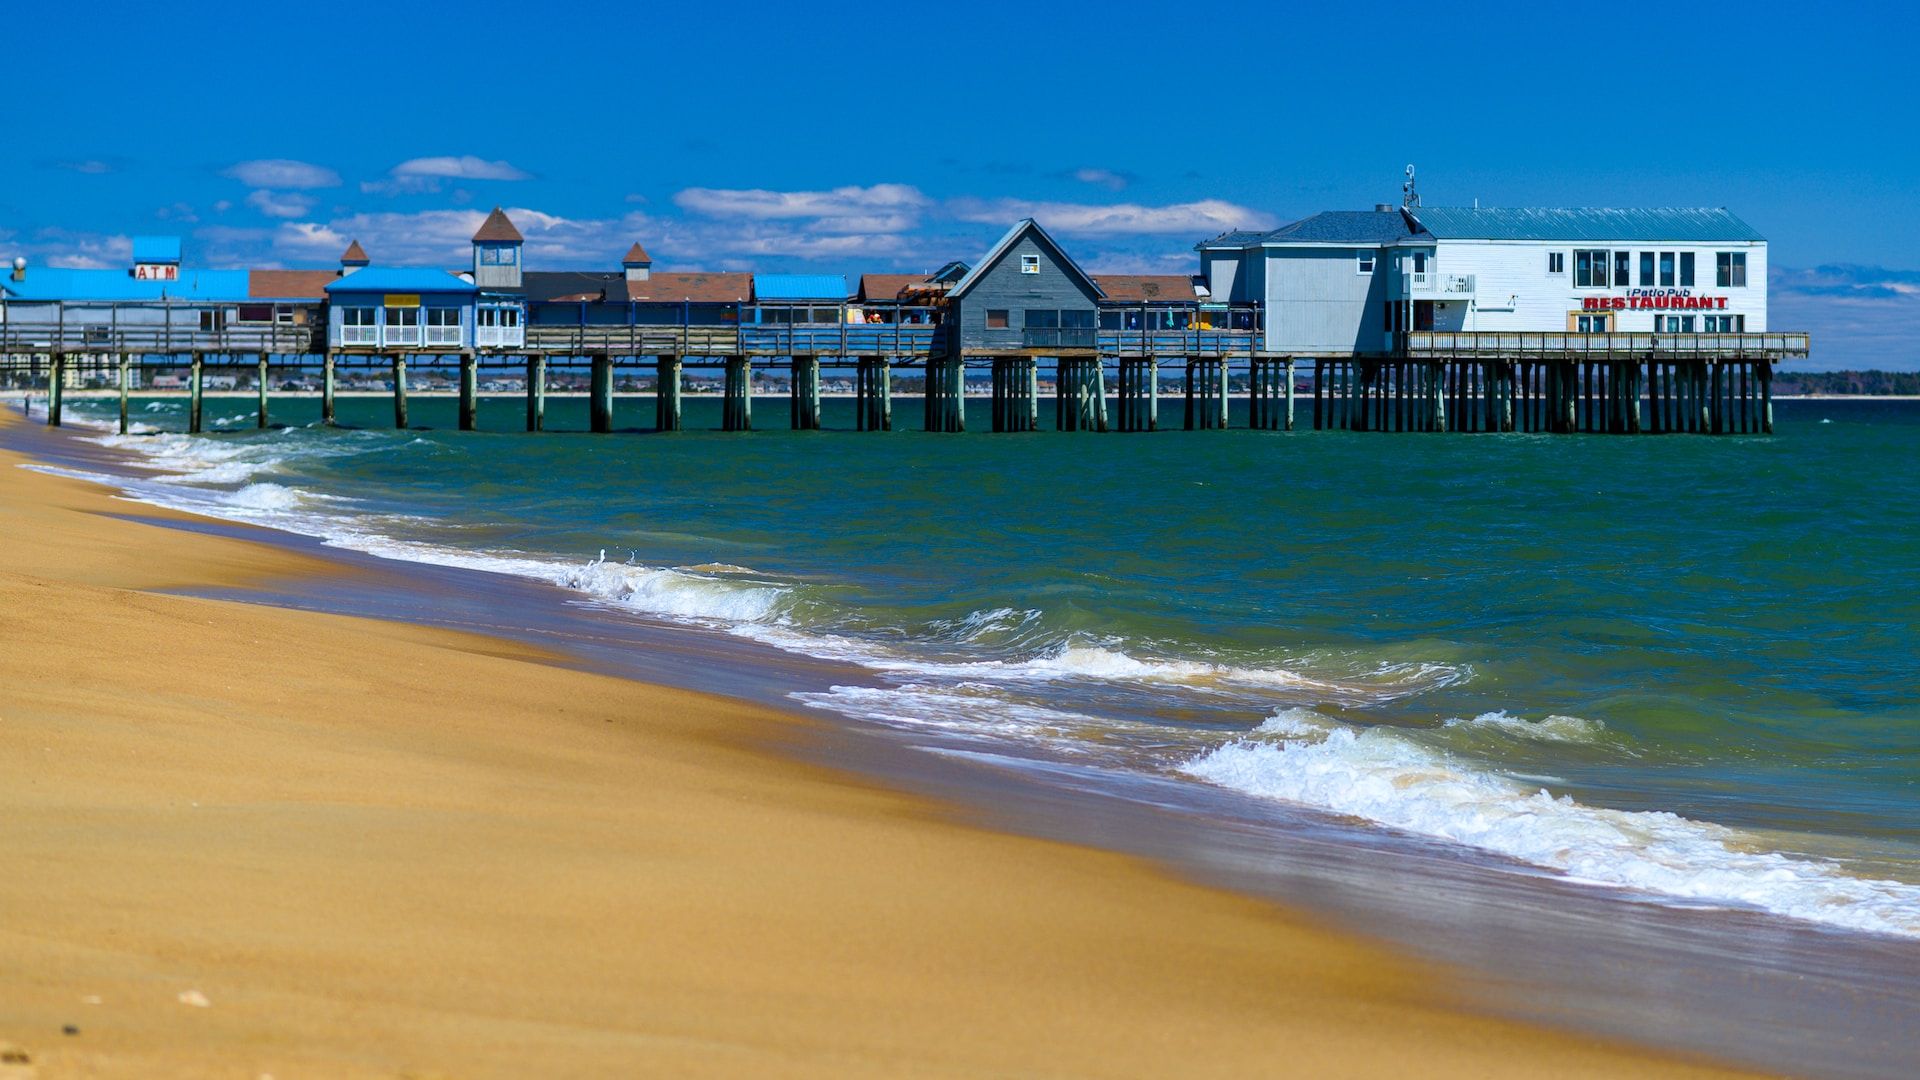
1583, 294, 1728, 310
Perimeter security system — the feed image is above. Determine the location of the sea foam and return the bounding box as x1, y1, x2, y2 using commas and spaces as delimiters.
1183, 712, 1920, 937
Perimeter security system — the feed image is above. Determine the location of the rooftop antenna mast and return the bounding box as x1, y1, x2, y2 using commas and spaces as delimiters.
1402, 164, 1420, 209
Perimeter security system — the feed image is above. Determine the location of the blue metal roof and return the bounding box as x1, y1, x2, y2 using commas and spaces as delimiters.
1264, 211, 1423, 245
131, 236, 182, 263
753, 273, 848, 301
1410, 207, 1764, 243
323, 267, 476, 294
0, 267, 251, 302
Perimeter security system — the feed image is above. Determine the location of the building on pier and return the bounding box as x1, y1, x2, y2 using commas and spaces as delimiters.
323, 259, 477, 352
946, 219, 1103, 352
1197, 204, 1770, 354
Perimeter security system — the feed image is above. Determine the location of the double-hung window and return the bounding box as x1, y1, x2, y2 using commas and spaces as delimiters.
1679, 252, 1696, 288
384, 306, 421, 346
1659, 252, 1676, 288
985, 309, 1009, 330
1614, 251, 1632, 287
342, 307, 377, 345
1574, 250, 1609, 288
1717, 252, 1748, 287
1640, 252, 1655, 286
1547, 252, 1565, 274
425, 307, 462, 346
1357, 251, 1376, 274
1020, 254, 1040, 274
1656, 314, 1697, 333
1576, 313, 1612, 333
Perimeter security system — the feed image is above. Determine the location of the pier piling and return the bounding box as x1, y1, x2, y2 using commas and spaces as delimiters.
991, 357, 1037, 432
924, 357, 965, 433
526, 355, 546, 432
1184, 358, 1227, 430
722, 356, 752, 431
46, 356, 63, 427
257, 353, 270, 429
189, 356, 203, 434
322, 353, 337, 426
1116, 358, 1157, 432
590, 353, 614, 433
459, 354, 478, 431
655, 355, 682, 432
854, 356, 891, 431
117, 353, 130, 435
790, 355, 821, 431
391, 354, 409, 429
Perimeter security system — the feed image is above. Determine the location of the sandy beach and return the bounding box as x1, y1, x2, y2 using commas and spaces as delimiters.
0, 411, 1749, 1078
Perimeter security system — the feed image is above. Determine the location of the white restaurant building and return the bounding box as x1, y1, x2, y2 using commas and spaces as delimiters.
1198, 205, 1768, 356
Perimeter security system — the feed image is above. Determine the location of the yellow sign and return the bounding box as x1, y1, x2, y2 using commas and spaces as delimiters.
384, 294, 420, 308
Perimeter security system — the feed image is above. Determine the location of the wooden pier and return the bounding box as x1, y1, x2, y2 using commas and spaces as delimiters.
2, 322, 1810, 438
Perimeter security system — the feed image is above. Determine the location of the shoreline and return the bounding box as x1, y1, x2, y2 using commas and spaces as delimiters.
0, 410, 1751, 1076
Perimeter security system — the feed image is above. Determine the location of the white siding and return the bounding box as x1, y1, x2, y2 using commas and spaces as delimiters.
1259, 246, 1386, 354
1436, 239, 1768, 333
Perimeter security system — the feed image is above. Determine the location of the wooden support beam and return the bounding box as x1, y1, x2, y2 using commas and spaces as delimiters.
46, 355, 63, 427
189, 356, 203, 434
790, 355, 821, 431
257, 353, 270, 430
655, 355, 682, 432
322, 353, 337, 426
391, 354, 409, 430
117, 353, 131, 435
723, 356, 753, 431
590, 353, 614, 433
459, 354, 478, 431
527, 355, 547, 432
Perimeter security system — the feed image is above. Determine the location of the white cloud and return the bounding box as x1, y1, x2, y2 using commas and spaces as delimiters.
1070, 167, 1131, 192
56, 160, 115, 175
948, 197, 1277, 236
674, 184, 929, 234
1772, 265, 1920, 371
363, 156, 532, 195
224, 159, 341, 189
21, 228, 130, 269
246, 189, 316, 219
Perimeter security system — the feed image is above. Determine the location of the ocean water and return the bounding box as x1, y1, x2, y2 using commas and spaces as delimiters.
44, 392, 1920, 939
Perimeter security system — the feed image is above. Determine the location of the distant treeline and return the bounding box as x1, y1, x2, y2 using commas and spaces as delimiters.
1773, 371, 1920, 396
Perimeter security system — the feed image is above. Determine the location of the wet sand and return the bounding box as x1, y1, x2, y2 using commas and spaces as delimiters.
0, 410, 1749, 1078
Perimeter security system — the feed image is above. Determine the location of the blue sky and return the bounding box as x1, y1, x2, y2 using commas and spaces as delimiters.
2, 0, 1910, 369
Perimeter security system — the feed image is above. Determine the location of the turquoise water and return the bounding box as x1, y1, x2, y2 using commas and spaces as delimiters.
56, 392, 1920, 936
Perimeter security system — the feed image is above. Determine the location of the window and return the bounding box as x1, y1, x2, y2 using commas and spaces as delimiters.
1060, 310, 1095, 329
481, 245, 517, 265
1020, 254, 1040, 274
275, 305, 296, 325
199, 309, 227, 333
237, 304, 274, 323
1703, 314, 1745, 332
384, 306, 421, 345
425, 307, 462, 346
1025, 309, 1059, 329
1574, 249, 1610, 288
1410, 250, 1429, 283
1614, 251, 1632, 287
1548, 252, 1565, 274
1659, 252, 1676, 288
986, 309, 1009, 329
1679, 252, 1695, 288
1655, 314, 1697, 332
1640, 251, 1655, 286
1357, 252, 1375, 274
342, 306, 377, 345
1576, 313, 1612, 333
1717, 252, 1748, 287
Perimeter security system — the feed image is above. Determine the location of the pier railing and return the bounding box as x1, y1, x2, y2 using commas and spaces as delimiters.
1404, 331, 1811, 361
520, 326, 743, 356
1098, 328, 1257, 357
0, 321, 321, 355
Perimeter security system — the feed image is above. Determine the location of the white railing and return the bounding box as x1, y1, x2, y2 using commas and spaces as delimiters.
340, 325, 377, 346
384, 326, 420, 347
425, 325, 463, 346
475, 326, 525, 348
1439, 274, 1476, 294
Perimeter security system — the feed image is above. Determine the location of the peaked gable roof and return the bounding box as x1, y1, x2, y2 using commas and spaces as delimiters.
340, 239, 370, 264
622, 242, 651, 265
948, 219, 1105, 301
1410, 206, 1765, 243
472, 207, 523, 243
